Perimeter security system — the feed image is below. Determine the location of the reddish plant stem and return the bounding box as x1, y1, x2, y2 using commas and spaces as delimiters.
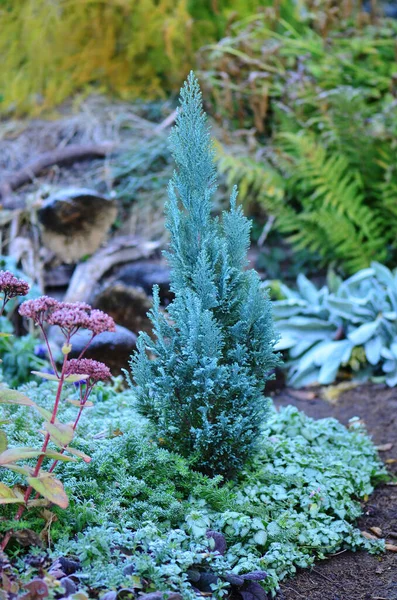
77, 333, 96, 360
47, 384, 92, 474
39, 323, 59, 377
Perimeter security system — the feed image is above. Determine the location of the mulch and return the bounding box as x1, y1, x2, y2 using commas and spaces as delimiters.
273, 383, 397, 600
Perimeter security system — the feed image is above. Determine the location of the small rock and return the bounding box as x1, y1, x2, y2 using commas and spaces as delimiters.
376, 443, 393, 452
117, 261, 172, 304
361, 531, 378, 540
93, 283, 152, 335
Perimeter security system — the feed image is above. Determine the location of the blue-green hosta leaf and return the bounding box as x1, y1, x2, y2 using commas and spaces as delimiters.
383, 361, 397, 387
318, 340, 353, 385
382, 312, 397, 321
288, 365, 320, 388
371, 262, 395, 287
276, 317, 336, 342
279, 282, 301, 300
327, 298, 372, 322
298, 340, 335, 371
296, 274, 320, 305
289, 339, 315, 359
382, 359, 395, 373
364, 336, 383, 365
274, 336, 297, 351
343, 268, 375, 288
272, 299, 308, 319
348, 320, 380, 346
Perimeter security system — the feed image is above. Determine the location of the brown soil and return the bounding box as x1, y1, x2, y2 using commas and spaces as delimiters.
273, 383, 397, 600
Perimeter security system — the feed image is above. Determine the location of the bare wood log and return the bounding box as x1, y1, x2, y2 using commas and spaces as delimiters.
0, 142, 114, 207
64, 236, 161, 303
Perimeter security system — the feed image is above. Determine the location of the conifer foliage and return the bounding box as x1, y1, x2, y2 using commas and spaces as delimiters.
128, 73, 279, 478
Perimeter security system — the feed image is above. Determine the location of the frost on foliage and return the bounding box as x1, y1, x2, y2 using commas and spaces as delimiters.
45, 400, 384, 597
272, 262, 397, 387
127, 72, 279, 478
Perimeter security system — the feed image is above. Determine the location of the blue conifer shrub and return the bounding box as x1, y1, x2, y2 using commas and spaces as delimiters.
127, 72, 280, 478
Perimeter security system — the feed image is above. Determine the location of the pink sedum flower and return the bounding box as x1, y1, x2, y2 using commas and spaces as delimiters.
65, 358, 112, 383
20, 296, 115, 338
0, 270, 30, 300
88, 309, 116, 335
19, 296, 60, 324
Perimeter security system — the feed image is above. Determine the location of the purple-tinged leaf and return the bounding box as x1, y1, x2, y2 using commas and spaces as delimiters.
242, 571, 268, 582
241, 581, 269, 600
206, 530, 227, 555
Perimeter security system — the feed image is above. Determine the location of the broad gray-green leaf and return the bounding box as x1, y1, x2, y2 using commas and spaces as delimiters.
348, 321, 380, 346
318, 340, 353, 385
297, 274, 319, 304
365, 336, 383, 365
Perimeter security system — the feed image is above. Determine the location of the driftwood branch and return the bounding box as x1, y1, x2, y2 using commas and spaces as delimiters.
0, 142, 114, 207
64, 236, 161, 303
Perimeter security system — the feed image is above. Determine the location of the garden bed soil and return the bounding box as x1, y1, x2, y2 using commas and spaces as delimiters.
273, 383, 397, 600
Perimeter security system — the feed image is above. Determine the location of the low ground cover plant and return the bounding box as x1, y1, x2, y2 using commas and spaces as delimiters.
272, 262, 397, 387
0, 379, 386, 597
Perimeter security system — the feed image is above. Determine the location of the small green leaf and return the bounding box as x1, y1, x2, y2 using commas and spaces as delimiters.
64, 374, 89, 383
44, 449, 76, 462
0, 332, 13, 338
45, 422, 74, 446
27, 474, 69, 509
0, 430, 7, 453
0, 389, 35, 406
0, 447, 43, 465
4, 463, 32, 476
34, 405, 53, 421
31, 371, 59, 381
